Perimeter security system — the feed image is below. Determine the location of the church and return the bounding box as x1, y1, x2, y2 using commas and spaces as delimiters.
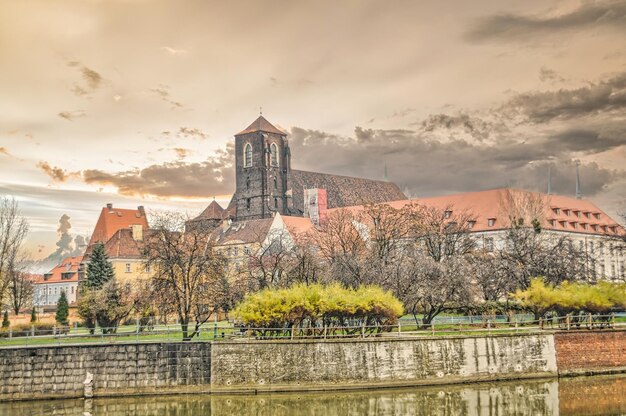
186, 115, 407, 229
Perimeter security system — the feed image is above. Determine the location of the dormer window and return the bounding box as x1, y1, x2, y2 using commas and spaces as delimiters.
467, 220, 476, 229
559, 221, 566, 228
553, 208, 561, 215
244, 143, 252, 167
270, 143, 279, 167
549, 219, 556, 227
571, 222, 577, 229
574, 211, 580, 218
487, 218, 496, 227
594, 213, 601, 220
564, 209, 570, 216
444, 210, 452, 219
584, 212, 590, 219
592, 224, 598, 232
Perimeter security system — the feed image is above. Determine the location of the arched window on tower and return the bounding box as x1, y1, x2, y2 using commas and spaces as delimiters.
244, 143, 252, 167
273, 176, 278, 190
246, 177, 250, 190
270, 143, 279, 167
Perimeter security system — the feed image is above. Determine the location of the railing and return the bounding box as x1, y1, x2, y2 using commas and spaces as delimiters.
0, 314, 624, 347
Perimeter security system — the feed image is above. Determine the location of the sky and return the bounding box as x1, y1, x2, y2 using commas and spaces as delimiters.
1, 0, 625, 261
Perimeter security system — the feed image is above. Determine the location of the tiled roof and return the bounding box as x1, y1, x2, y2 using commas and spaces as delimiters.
190, 200, 225, 221
290, 169, 406, 213
236, 115, 286, 136
35, 256, 83, 285
282, 215, 315, 236
329, 188, 625, 237
88, 204, 149, 247
103, 228, 146, 259
210, 218, 274, 245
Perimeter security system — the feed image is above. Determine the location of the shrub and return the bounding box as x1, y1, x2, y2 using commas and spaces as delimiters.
2, 310, 9, 328
232, 284, 404, 337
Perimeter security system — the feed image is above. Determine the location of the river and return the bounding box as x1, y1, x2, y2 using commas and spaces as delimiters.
1, 374, 624, 415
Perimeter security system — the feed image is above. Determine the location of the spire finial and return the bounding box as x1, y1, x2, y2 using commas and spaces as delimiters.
259, 106, 262, 116
575, 162, 582, 199
547, 166, 552, 195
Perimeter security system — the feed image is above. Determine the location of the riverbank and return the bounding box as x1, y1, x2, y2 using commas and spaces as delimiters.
1, 330, 624, 401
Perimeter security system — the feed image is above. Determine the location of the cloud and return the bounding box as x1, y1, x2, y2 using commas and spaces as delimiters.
501, 71, 626, 122
58, 110, 86, 121
177, 127, 208, 140
37, 161, 74, 182
0, 147, 9, 156
67, 62, 104, 97
538, 67, 565, 83
81, 143, 234, 198
418, 112, 503, 141
466, 0, 626, 42
80, 66, 103, 90
160, 46, 188, 55
173, 147, 190, 158
150, 84, 184, 108
288, 125, 626, 199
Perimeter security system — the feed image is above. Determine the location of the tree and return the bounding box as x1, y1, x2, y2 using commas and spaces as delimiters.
143, 211, 227, 341
8, 268, 34, 315
55, 290, 69, 326
0, 197, 28, 308
94, 280, 135, 334
85, 242, 115, 289
2, 310, 9, 328
30, 307, 37, 323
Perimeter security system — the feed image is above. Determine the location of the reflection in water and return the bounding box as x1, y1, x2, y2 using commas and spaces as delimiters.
2, 375, 625, 416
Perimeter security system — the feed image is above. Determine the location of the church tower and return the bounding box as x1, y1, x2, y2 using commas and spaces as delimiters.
233, 115, 292, 220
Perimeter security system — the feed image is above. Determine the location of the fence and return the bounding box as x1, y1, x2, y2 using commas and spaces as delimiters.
0, 313, 624, 347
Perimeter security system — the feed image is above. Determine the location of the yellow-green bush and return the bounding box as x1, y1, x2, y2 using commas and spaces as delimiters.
232, 284, 404, 335
514, 278, 626, 318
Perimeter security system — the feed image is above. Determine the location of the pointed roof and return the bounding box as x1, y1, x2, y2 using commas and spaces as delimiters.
194, 200, 225, 221
88, 204, 149, 247
236, 115, 286, 136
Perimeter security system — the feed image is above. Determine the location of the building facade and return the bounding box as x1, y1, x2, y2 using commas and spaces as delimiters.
33, 256, 82, 310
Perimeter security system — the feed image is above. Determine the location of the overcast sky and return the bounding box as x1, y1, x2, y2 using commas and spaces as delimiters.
1, 0, 625, 259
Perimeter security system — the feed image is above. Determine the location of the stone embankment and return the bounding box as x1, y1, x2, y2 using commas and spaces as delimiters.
0, 330, 624, 401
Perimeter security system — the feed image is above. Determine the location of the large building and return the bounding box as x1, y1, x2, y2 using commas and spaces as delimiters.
186, 115, 405, 229
33, 256, 82, 309
79, 204, 150, 283
193, 116, 625, 282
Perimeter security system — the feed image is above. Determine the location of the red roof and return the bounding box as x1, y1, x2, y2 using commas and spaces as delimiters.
235, 115, 286, 136
36, 256, 83, 284
88, 204, 149, 246
328, 188, 625, 237
192, 200, 225, 221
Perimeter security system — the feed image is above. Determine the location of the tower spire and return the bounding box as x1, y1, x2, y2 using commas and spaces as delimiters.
547, 166, 552, 195
575, 163, 582, 199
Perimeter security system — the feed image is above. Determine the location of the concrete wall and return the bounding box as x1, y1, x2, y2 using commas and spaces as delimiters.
0, 343, 211, 401
554, 330, 626, 373
211, 334, 557, 392
1, 330, 625, 401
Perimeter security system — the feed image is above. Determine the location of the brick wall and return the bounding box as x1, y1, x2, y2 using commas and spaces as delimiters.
0, 342, 211, 401
554, 330, 626, 372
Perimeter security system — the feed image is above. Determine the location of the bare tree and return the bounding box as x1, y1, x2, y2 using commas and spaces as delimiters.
143, 211, 227, 340
0, 197, 29, 307
8, 266, 34, 315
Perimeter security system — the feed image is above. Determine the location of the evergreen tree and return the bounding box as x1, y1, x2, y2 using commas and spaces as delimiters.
2, 310, 9, 328
30, 307, 37, 323
85, 242, 115, 290
55, 291, 69, 326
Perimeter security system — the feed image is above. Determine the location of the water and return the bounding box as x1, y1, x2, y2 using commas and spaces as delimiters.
2, 374, 625, 415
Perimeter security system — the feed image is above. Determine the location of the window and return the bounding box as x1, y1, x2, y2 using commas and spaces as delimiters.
244, 246, 251, 255
549, 220, 556, 227
575, 211, 581, 218
564, 209, 570, 216
244, 143, 252, 167
270, 143, 279, 167
487, 218, 496, 227
594, 213, 601, 220
553, 208, 560, 215
145, 264, 151, 273
246, 198, 251, 210
274, 197, 278, 209
274, 176, 278, 190
444, 210, 452, 219
467, 220, 475, 229
584, 212, 590, 219
233, 247, 238, 257
71, 286, 74, 294
125, 263, 131, 273
484, 237, 494, 252
246, 177, 250, 190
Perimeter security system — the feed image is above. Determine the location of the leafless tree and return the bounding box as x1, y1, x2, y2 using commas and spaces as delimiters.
8, 265, 34, 315
143, 211, 227, 340
0, 197, 29, 307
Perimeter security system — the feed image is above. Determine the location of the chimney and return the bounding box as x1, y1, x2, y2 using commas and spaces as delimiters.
137, 205, 145, 217
131, 224, 143, 241
106, 203, 113, 212
222, 218, 232, 233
